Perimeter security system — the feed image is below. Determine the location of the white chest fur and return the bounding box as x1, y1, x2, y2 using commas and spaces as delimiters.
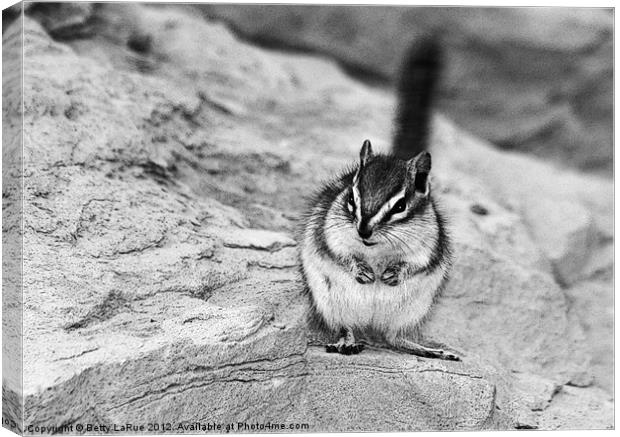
301, 225, 445, 339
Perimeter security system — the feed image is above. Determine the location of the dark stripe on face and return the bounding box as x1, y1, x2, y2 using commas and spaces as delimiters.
385, 193, 429, 226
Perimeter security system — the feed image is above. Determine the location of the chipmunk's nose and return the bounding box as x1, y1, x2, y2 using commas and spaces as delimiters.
357, 223, 373, 240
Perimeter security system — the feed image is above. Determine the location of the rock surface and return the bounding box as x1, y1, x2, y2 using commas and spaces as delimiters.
2, 13, 24, 435
2, 4, 613, 431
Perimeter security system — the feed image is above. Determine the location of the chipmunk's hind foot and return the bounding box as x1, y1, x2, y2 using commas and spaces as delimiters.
392, 337, 460, 361
437, 350, 460, 361
326, 327, 365, 355
325, 342, 364, 355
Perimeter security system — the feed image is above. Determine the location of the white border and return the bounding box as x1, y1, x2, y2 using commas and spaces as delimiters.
0, 1, 615, 437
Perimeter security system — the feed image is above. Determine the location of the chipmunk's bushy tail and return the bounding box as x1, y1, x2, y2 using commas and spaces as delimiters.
392, 36, 443, 160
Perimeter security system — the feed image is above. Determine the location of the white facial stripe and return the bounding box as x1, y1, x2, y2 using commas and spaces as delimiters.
367, 186, 407, 228
352, 183, 362, 223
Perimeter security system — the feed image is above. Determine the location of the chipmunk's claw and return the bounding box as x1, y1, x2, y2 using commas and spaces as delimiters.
326, 342, 364, 355
356, 272, 374, 284
391, 337, 462, 361
325, 344, 338, 353
354, 260, 375, 284
442, 351, 461, 361
381, 265, 403, 286
326, 328, 365, 355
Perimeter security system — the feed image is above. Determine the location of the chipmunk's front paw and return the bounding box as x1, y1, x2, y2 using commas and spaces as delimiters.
354, 260, 375, 284
381, 263, 405, 286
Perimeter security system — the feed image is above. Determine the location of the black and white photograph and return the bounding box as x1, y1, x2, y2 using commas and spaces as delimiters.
1, 1, 615, 433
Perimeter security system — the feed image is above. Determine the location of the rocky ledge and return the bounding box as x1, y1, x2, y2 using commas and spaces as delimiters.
2, 4, 613, 432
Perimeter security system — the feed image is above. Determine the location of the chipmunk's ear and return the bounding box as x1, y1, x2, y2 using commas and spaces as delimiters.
407, 151, 431, 196
359, 139, 374, 167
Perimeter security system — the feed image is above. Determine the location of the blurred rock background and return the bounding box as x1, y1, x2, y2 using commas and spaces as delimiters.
2, 2, 613, 432
191, 5, 613, 175
5, 4, 614, 174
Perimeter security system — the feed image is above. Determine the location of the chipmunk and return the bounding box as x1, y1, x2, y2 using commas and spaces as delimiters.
300, 37, 458, 361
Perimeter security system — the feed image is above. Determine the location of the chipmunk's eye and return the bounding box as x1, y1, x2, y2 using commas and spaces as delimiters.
348, 191, 355, 208
390, 198, 407, 215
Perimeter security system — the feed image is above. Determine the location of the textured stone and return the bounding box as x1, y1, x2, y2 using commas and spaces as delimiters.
2, 4, 613, 432
565, 280, 614, 393
26, 2, 95, 40
2, 13, 25, 436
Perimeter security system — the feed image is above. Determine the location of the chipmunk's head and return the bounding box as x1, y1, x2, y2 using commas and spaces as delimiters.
346, 139, 432, 247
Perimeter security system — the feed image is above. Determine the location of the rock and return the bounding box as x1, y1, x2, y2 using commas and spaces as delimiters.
524, 199, 595, 287
302, 349, 501, 431
565, 280, 613, 393
422, 239, 585, 380
25, 2, 96, 40
535, 385, 614, 430
4, 4, 612, 431
2, 14, 25, 435
194, 5, 612, 175
470, 203, 488, 216
432, 117, 613, 289
512, 373, 562, 412
222, 229, 296, 252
